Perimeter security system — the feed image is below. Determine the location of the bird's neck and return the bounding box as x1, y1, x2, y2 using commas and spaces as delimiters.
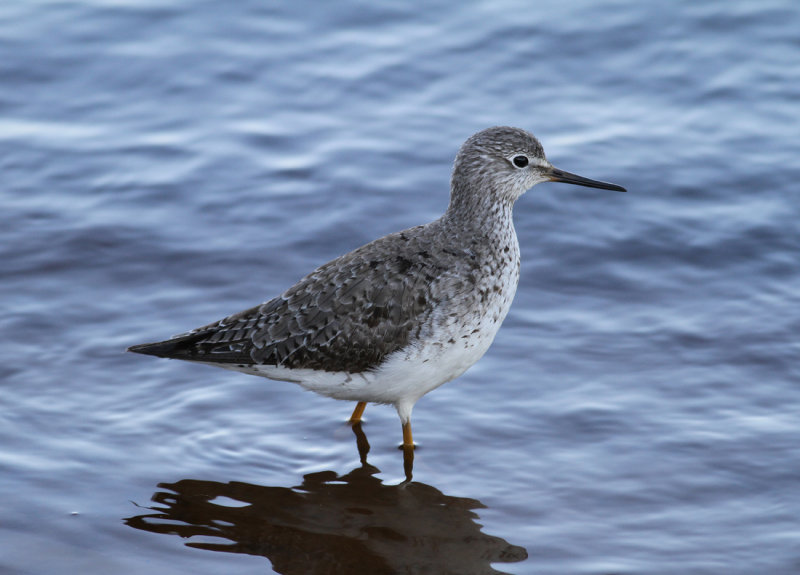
443, 183, 516, 240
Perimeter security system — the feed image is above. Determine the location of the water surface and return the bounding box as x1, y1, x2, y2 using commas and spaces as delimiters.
2, 1, 799, 573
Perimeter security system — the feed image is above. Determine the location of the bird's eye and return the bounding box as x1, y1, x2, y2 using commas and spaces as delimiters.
512, 155, 529, 168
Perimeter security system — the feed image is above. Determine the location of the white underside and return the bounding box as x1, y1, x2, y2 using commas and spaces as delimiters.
206, 297, 512, 424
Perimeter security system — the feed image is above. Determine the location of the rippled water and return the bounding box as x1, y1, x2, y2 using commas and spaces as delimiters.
2, 1, 799, 573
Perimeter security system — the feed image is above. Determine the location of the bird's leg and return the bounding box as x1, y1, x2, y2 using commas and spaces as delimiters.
402, 420, 414, 448
397, 405, 415, 479
349, 401, 367, 424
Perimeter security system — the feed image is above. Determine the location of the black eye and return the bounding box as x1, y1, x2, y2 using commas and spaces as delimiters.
512, 155, 528, 168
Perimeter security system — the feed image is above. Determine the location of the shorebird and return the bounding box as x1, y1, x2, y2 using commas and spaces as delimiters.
129, 126, 625, 452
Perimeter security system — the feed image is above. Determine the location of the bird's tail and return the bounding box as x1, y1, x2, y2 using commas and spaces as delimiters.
127, 332, 205, 360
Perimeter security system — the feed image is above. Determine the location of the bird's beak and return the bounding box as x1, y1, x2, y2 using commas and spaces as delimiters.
546, 166, 627, 192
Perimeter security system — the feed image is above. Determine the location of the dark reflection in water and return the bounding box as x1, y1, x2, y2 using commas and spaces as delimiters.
351, 420, 414, 482
125, 426, 527, 575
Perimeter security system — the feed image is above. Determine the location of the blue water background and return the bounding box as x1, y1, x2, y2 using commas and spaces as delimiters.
1, 1, 799, 573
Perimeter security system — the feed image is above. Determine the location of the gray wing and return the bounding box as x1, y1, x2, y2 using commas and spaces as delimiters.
129, 227, 455, 373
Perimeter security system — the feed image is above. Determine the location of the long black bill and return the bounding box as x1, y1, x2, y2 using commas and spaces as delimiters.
547, 166, 627, 192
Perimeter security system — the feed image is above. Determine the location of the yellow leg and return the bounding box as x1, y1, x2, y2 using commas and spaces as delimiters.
401, 420, 415, 480
349, 401, 367, 423
402, 420, 414, 448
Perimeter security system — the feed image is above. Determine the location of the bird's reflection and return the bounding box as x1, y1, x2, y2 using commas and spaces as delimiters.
350, 420, 413, 482
126, 424, 527, 575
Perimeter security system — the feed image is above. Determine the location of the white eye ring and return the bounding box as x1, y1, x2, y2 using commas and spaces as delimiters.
511, 155, 529, 168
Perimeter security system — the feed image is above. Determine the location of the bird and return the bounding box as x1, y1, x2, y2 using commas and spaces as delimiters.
128, 126, 626, 451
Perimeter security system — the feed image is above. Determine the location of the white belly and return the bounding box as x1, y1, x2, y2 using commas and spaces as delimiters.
223, 263, 518, 423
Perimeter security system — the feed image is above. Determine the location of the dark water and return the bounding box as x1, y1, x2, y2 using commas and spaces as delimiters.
2, 1, 799, 573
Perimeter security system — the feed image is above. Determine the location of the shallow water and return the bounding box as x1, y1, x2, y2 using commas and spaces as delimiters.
2, 1, 799, 573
